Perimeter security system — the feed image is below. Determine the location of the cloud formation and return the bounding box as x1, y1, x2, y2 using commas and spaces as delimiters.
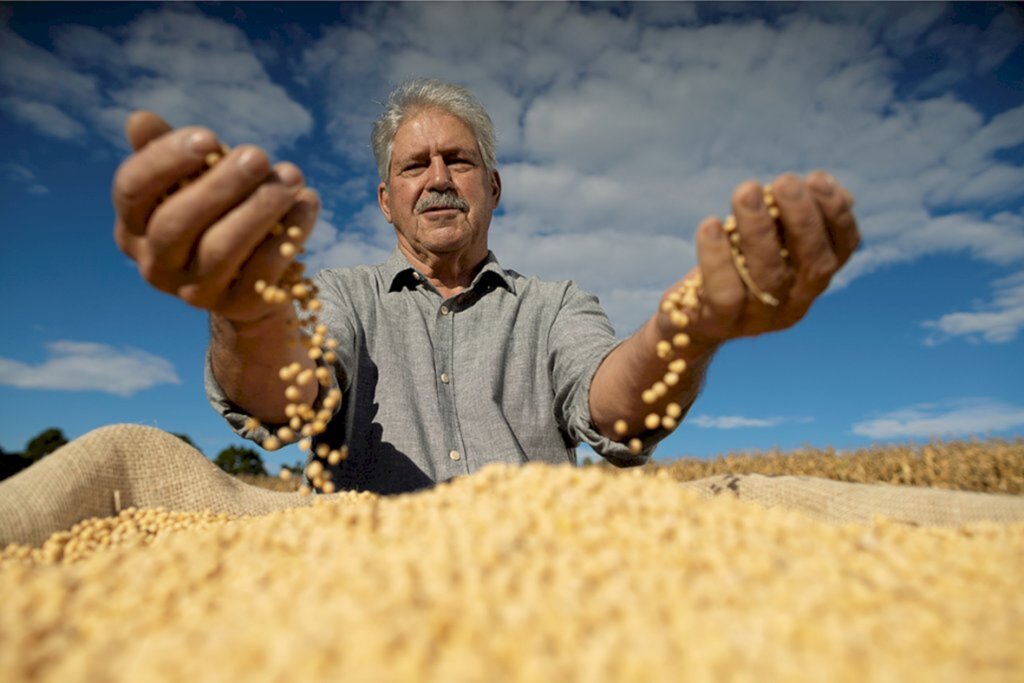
852, 398, 1024, 439
1, 5, 312, 153
689, 414, 813, 430
3, 4, 1021, 335
923, 271, 1024, 344
1, 163, 48, 194
0, 341, 180, 397
297, 3, 1023, 332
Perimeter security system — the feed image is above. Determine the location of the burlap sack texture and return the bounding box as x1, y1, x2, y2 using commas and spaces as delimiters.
2, 424, 1023, 547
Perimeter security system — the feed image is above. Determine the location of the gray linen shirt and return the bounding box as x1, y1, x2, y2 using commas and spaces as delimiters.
206, 248, 657, 494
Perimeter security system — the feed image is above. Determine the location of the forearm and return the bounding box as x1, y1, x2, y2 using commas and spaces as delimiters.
208, 309, 317, 425
589, 291, 718, 440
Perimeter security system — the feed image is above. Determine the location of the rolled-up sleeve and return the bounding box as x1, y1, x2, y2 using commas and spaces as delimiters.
203, 299, 346, 449
547, 283, 661, 467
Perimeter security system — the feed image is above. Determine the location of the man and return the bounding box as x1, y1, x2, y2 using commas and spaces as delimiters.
113, 79, 859, 494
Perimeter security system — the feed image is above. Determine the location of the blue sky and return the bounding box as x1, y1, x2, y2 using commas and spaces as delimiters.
1, 2, 1022, 473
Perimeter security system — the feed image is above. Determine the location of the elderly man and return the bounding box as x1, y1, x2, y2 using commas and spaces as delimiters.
113, 79, 858, 494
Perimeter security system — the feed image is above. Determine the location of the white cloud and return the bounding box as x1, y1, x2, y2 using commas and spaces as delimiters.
853, 398, 1024, 440
689, 415, 813, 430
1, 163, 49, 195
923, 271, 1024, 344
2, 5, 312, 153
0, 97, 87, 139
5, 4, 1023, 338
0, 341, 180, 397
295, 3, 1024, 334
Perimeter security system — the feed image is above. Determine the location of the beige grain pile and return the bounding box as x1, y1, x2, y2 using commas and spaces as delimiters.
2, 463, 1021, 682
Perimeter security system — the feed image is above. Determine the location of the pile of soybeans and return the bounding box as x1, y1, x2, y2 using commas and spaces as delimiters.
2, 461, 1022, 682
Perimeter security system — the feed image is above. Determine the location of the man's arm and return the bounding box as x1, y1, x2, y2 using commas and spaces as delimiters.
112, 111, 321, 425
208, 310, 317, 426
589, 172, 859, 444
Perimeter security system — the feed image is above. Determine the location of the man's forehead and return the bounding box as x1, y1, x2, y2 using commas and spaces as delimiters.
393, 108, 478, 154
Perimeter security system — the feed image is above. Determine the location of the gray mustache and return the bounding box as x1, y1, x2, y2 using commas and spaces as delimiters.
415, 191, 469, 214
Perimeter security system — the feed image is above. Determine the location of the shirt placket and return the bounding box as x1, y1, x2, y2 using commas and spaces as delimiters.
434, 296, 469, 476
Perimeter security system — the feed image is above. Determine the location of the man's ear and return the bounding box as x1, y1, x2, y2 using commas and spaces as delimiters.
377, 182, 393, 224
490, 170, 502, 207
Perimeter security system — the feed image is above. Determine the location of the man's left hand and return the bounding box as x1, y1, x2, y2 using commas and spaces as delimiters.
672, 171, 859, 347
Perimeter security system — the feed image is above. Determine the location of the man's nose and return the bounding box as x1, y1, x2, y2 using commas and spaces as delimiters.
426, 156, 454, 191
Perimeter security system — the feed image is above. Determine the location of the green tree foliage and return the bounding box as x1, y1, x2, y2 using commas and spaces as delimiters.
25, 428, 68, 462
214, 445, 267, 477
0, 446, 31, 481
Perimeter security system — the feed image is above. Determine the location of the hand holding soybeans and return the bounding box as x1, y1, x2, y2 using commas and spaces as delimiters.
602, 172, 859, 454
112, 111, 321, 327
112, 111, 344, 453
672, 171, 859, 348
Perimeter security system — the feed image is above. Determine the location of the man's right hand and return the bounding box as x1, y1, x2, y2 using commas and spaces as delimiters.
112, 111, 320, 326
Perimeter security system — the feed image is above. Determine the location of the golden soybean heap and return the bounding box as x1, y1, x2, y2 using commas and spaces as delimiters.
1, 463, 1022, 682
614, 185, 782, 455
201, 148, 347, 492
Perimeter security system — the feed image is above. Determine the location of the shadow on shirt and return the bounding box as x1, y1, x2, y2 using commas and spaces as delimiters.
316, 345, 435, 496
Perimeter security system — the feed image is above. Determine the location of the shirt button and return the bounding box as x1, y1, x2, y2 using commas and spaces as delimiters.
441, 373, 450, 384
440, 305, 450, 316
449, 449, 461, 461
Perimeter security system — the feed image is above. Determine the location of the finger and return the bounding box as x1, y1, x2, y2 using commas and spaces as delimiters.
125, 111, 173, 151
146, 145, 276, 272
771, 173, 837, 304
180, 164, 308, 309
807, 172, 860, 266
695, 217, 745, 337
214, 188, 321, 320
731, 180, 792, 304
112, 125, 222, 237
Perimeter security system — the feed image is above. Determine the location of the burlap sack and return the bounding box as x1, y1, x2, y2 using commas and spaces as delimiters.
2, 424, 1022, 547
678, 473, 1024, 527
0, 424, 312, 547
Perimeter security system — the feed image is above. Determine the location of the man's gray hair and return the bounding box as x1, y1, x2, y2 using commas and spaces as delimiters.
371, 79, 498, 184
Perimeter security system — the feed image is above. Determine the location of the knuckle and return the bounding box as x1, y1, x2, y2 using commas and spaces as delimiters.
299, 187, 321, 213
274, 161, 304, 186
734, 180, 762, 207
112, 160, 147, 209
137, 251, 165, 285
711, 284, 746, 314
178, 283, 219, 310
849, 230, 862, 252
195, 243, 238, 280
253, 180, 289, 209
235, 145, 271, 177
809, 255, 838, 284
179, 125, 214, 142
148, 207, 191, 248
113, 223, 134, 256
766, 267, 793, 293
775, 173, 801, 194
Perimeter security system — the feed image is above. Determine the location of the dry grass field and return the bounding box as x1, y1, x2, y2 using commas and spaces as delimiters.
627, 437, 1024, 494
244, 437, 1024, 494
1, 437, 1021, 682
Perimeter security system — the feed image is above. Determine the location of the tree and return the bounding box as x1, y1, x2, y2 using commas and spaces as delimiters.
0, 446, 31, 482
214, 445, 267, 476
25, 428, 68, 462
281, 460, 304, 476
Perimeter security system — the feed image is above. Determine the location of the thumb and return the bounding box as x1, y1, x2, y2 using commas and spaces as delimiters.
125, 110, 173, 151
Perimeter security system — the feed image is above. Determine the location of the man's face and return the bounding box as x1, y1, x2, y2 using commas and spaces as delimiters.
378, 108, 501, 263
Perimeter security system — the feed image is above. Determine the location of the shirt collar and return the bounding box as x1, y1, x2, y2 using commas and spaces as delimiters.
385, 247, 516, 295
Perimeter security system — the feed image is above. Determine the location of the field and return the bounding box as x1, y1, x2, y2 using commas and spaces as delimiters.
243, 437, 1024, 494
1, 437, 1021, 682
